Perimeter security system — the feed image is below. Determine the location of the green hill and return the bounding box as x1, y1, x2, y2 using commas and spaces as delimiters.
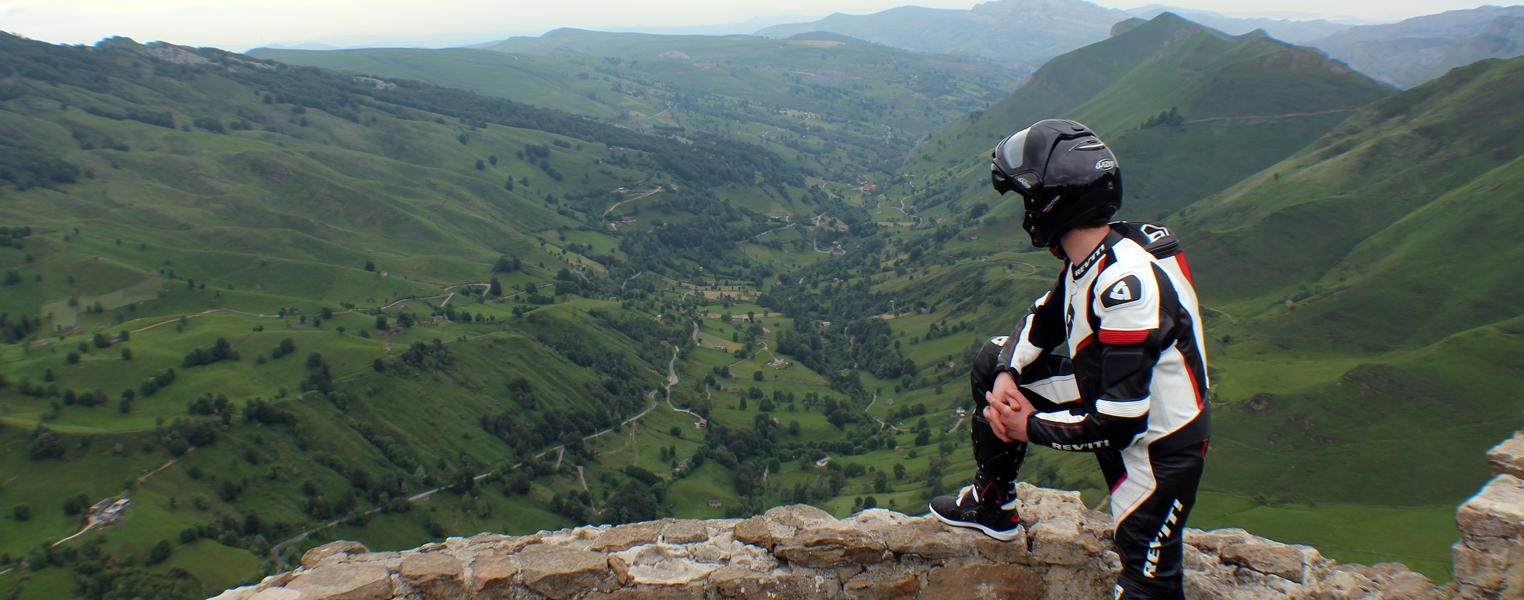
894, 13, 1393, 224
872, 40, 1524, 580
251, 30, 1023, 181
1174, 54, 1524, 506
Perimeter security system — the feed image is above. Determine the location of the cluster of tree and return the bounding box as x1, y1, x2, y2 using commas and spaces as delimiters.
186, 392, 235, 420
392, 339, 452, 371
16, 533, 203, 600
492, 255, 521, 273
242, 398, 295, 425
301, 352, 336, 394
1141, 107, 1184, 129
773, 316, 914, 383
61, 388, 112, 408
27, 424, 64, 460
0, 311, 42, 343
182, 337, 237, 368
135, 367, 177, 399
269, 337, 297, 360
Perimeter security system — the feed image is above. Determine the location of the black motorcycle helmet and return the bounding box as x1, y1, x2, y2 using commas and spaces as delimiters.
990, 119, 1121, 249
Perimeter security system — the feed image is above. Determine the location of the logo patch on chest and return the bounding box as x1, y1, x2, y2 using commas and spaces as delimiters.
1101, 274, 1143, 309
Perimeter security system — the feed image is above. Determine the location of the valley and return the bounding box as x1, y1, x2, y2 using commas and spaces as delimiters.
0, 9, 1520, 597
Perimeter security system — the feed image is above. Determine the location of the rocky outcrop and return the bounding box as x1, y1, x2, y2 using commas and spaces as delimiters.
213, 484, 1446, 600
1452, 433, 1524, 599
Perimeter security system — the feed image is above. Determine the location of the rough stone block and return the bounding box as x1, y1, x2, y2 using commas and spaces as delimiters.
583, 586, 705, 599
470, 551, 520, 597
774, 522, 891, 568
1488, 432, 1524, 479
1028, 510, 1108, 566
1458, 475, 1524, 539
882, 517, 982, 561
399, 552, 465, 599
248, 589, 303, 600
1378, 572, 1448, 600
592, 521, 664, 552
1184, 528, 1254, 554
517, 544, 617, 599
283, 563, 392, 600
923, 564, 1045, 599
842, 566, 921, 599
1453, 535, 1515, 591
1219, 540, 1322, 583
1043, 562, 1118, 600
301, 540, 369, 568
662, 519, 709, 544
612, 542, 722, 585
708, 565, 841, 598
732, 516, 774, 550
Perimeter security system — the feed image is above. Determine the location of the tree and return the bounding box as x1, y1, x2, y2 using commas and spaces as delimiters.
753, 370, 764, 381
28, 426, 63, 460
375, 315, 388, 331
12, 504, 30, 521
893, 463, 906, 480
66, 351, 80, 364
148, 539, 173, 564
363, 260, 376, 272
372, 358, 385, 372
458, 466, 476, 492
487, 277, 502, 297
493, 255, 521, 273
120, 348, 132, 360
508, 472, 531, 494
474, 159, 485, 170
62, 493, 90, 516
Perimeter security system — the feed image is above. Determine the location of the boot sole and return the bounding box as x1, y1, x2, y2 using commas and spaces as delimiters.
928, 505, 1022, 541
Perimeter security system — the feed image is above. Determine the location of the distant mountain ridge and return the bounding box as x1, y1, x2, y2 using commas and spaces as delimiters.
753, 0, 1524, 87
1309, 5, 1524, 87
755, 0, 1128, 70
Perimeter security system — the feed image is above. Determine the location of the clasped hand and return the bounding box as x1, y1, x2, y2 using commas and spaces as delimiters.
984, 372, 1035, 443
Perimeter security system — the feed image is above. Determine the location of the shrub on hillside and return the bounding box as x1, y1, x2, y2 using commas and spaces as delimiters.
183, 338, 236, 367
270, 337, 296, 359
27, 425, 62, 460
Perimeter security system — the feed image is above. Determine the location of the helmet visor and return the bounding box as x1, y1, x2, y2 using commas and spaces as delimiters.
993, 128, 1029, 174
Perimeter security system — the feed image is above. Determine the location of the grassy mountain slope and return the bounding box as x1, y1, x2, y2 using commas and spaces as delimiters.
0, 32, 797, 597
1171, 57, 1524, 513
253, 30, 1022, 181
1180, 55, 1524, 310
0, 32, 1014, 599
893, 13, 1392, 227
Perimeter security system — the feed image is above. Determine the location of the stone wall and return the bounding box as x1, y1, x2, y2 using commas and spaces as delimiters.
1452, 432, 1524, 599
213, 483, 1449, 600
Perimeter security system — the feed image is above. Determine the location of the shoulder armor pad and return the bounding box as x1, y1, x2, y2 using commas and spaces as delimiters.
1116, 222, 1179, 258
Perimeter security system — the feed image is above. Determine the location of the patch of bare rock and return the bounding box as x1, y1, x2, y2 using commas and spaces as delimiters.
212, 483, 1447, 600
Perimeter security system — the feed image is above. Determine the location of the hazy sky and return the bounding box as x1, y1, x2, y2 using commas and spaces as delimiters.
0, 0, 1507, 50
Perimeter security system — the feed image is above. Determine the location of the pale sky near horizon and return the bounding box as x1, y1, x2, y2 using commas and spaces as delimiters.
0, 0, 1508, 51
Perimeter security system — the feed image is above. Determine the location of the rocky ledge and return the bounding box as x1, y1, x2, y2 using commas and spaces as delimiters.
213, 483, 1446, 600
